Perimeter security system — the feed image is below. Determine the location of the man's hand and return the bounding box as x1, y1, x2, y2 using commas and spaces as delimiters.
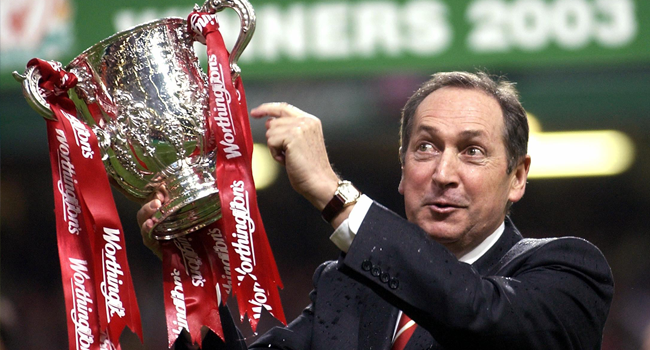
136, 102, 348, 256
251, 103, 340, 212
136, 187, 168, 259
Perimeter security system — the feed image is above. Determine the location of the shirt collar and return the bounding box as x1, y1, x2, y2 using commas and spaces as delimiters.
458, 222, 505, 264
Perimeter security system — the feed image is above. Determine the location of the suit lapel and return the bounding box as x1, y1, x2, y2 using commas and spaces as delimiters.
355, 218, 523, 350
402, 218, 524, 350
472, 217, 523, 275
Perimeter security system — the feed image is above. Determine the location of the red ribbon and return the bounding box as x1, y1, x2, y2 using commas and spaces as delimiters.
28, 58, 142, 350
159, 11, 286, 348
162, 235, 223, 347
193, 10, 286, 330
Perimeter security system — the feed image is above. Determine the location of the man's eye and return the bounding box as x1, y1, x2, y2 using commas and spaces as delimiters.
465, 147, 485, 156
417, 143, 434, 152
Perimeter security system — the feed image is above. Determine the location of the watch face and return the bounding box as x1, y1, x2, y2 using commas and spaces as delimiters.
338, 183, 360, 203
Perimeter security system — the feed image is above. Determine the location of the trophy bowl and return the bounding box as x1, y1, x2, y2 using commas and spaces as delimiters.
15, 3, 255, 240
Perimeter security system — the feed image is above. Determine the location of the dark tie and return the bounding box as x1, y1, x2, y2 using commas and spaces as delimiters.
391, 313, 417, 350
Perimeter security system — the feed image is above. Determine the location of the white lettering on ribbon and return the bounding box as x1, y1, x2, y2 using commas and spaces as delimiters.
100, 227, 126, 320
55, 129, 82, 235
229, 180, 272, 319
170, 269, 189, 335
174, 237, 206, 288
208, 228, 232, 295
60, 110, 94, 159
189, 12, 216, 44
207, 55, 242, 159
230, 180, 255, 275
250, 280, 272, 320
69, 258, 95, 350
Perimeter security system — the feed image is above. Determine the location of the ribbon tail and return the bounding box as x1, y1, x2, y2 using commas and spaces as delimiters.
162, 242, 190, 348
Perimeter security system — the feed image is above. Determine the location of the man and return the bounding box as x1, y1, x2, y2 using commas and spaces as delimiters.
138, 71, 613, 349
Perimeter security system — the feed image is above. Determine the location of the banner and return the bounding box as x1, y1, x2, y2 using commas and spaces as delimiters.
3, 0, 649, 88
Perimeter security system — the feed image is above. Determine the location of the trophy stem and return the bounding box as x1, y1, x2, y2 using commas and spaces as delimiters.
151, 161, 222, 240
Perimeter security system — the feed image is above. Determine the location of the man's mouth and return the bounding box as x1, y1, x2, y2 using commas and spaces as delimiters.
427, 201, 466, 214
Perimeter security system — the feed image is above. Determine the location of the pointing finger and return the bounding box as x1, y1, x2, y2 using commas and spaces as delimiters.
251, 102, 303, 119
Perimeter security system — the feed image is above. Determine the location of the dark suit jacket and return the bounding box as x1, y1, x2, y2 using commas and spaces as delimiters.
249, 202, 614, 349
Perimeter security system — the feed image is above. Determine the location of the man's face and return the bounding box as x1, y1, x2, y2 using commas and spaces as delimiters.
398, 87, 529, 257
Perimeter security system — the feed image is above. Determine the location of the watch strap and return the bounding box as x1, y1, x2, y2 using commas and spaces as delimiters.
322, 181, 360, 223
322, 194, 345, 223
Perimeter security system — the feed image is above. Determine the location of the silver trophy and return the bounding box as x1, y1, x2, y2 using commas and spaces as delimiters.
14, 0, 255, 240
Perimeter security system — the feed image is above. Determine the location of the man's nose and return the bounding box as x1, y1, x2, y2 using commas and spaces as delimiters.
432, 150, 460, 188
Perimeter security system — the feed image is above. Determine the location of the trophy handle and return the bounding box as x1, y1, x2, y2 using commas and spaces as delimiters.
12, 66, 57, 120
200, 0, 256, 82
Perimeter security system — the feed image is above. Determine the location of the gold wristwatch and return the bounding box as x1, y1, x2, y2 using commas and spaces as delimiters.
321, 180, 361, 223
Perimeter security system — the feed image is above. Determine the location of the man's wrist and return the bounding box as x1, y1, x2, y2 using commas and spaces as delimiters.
321, 180, 362, 223
329, 195, 373, 251
313, 178, 340, 211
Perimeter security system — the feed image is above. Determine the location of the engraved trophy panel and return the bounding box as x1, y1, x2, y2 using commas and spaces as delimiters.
70, 19, 210, 197
66, 18, 220, 239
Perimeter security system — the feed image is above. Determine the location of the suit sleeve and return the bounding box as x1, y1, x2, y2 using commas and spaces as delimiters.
249, 262, 331, 350
338, 202, 614, 350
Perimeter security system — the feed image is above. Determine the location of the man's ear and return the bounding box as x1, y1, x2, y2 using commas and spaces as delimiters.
508, 155, 531, 203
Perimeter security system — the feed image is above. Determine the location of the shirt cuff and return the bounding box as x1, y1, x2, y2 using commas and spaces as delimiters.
329, 194, 373, 252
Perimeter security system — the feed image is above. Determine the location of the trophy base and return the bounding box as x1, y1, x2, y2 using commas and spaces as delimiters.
150, 161, 222, 240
